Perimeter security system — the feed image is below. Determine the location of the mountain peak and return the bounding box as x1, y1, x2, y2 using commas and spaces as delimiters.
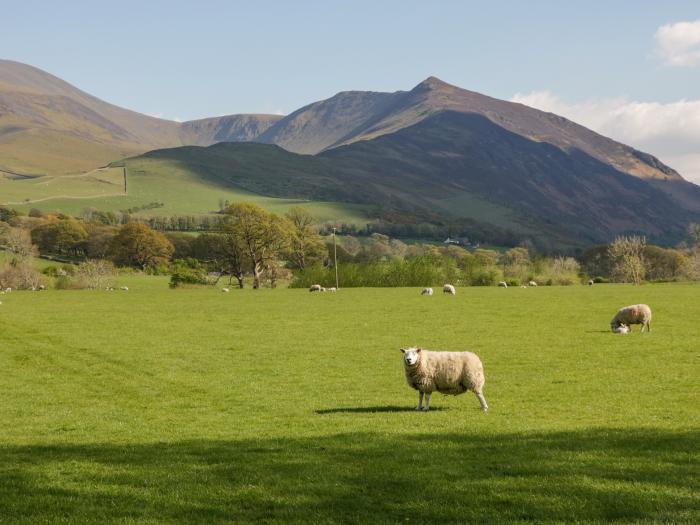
414, 76, 453, 91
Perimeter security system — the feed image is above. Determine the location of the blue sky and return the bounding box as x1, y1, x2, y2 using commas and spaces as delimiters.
2, 1, 700, 180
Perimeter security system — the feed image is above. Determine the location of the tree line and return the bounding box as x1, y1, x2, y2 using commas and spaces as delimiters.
1, 204, 700, 290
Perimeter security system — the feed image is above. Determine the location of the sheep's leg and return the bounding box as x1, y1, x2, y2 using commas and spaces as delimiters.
475, 391, 488, 412
416, 392, 424, 411
423, 393, 431, 411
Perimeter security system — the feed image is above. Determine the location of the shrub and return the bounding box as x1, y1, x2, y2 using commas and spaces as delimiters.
0, 259, 43, 290
170, 259, 211, 288
76, 260, 117, 289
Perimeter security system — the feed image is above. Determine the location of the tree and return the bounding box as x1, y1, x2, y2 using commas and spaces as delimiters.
224, 203, 291, 288
31, 220, 88, 256
501, 247, 530, 280
77, 259, 116, 289
284, 207, 325, 270
608, 235, 646, 285
1, 226, 37, 259
687, 223, 700, 249
193, 232, 248, 288
109, 223, 174, 270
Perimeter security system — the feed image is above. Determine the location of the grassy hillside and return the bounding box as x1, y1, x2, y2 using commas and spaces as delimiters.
0, 60, 282, 176
0, 282, 697, 523
0, 161, 372, 225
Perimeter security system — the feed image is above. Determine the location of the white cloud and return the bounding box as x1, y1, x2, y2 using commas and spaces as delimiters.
655, 19, 700, 66
511, 91, 700, 184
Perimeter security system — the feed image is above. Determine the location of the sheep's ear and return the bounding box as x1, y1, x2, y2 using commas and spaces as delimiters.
416, 347, 422, 353
400, 348, 406, 353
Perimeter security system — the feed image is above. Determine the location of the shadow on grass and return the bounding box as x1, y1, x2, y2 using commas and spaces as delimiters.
315, 405, 445, 414
0, 428, 697, 524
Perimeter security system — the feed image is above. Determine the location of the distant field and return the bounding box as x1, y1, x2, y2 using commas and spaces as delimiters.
0, 282, 697, 524
0, 162, 372, 225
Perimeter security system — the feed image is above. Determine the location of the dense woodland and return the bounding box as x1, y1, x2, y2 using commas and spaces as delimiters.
1, 205, 700, 291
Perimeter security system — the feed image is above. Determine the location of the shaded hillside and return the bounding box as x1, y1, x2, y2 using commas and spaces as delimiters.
123, 112, 700, 245
180, 114, 282, 146
257, 77, 685, 188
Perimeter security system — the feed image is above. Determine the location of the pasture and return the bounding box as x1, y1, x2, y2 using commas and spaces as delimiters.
0, 162, 372, 225
0, 281, 698, 524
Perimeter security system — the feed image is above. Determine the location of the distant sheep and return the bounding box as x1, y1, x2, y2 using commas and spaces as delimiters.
5, 288, 11, 293
528, 280, 538, 287
38, 284, 45, 290
443, 284, 456, 295
498, 281, 508, 288
421, 287, 434, 296
610, 304, 652, 333
221, 288, 230, 293
520, 285, 527, 289
120, 286, 129, 291
309, 284, 322, 292
401, 347, 488, 412
588, 279, 594, 286
328, 287, 337, 293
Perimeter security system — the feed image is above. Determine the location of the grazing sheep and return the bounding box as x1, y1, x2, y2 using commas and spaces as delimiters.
588, 279, 594, 286
401, 347, 488, 412
498, 281, 508, 288
328, 287, 337, 292
221, 288, 230, 293
613, 324, 630, 334
5, 288, 11, 293
528, 280, 538, 287
520, 285, 527, 289
309, 284, 322, 292
421, 287, 434, 296
610, 304, 652, 333
120, 286, 129, 291
443, 284, 456, 295
38, 284, 45, 290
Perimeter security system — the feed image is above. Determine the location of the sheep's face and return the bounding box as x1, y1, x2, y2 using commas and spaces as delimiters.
614, 324, 630, 334
401, 347, 421, 366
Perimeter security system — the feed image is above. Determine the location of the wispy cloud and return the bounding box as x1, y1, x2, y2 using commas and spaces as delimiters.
511, 91, 700, 184
655, 19, 700, 67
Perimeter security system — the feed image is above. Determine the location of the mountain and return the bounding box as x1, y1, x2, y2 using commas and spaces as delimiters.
258, 76, 685, 184
2, 60, 699, 246
0, 59, 279, 175
122, 111, 699, 246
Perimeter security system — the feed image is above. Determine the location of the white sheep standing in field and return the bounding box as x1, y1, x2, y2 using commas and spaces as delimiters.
120, 286, 129, 291
610, 304, 652, 333
498, 281, 508, 288
588, 279, 594, 286
309, 284, 322, 292
528, 280, 538, 287
401, 347, 488, 412
421, 287, 434, 296
443, 284, 456, 295
221, 288, 230, 293
328, 287, 337, 292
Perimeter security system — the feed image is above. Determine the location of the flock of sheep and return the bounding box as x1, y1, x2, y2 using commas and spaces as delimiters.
402, 283, 653, 412
2, 279, 653, 414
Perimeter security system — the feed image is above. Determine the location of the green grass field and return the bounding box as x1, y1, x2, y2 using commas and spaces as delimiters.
0, 163, 372, 225
0, 281, 698, 524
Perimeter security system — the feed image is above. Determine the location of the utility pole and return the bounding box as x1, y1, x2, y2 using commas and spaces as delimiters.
333, 227, 339, 289
123, 167, 127, 194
